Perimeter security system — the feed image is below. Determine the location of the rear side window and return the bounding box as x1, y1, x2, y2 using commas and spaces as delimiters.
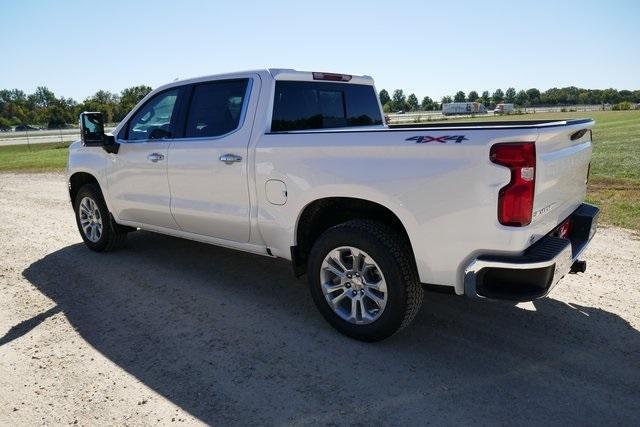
185, 79, 249, 138
271, 81, 383, 132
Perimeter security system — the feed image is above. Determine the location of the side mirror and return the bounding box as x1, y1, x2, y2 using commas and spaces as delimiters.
80, 112, 105, 145
79, 112, 119, 153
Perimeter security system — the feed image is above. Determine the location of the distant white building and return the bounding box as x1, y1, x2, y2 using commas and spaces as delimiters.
442, 102, 487, 116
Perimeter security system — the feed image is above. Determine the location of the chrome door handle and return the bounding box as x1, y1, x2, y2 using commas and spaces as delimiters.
219, 154, 242, 164
147, 153, 165, 163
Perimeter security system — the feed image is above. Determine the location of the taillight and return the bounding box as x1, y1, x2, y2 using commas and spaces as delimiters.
490, 142, 536, 226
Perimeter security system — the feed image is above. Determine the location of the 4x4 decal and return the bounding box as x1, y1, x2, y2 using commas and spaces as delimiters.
405, 135, 468, 144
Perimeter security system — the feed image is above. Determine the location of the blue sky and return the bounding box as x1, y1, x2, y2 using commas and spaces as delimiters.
1, 0, 638, 101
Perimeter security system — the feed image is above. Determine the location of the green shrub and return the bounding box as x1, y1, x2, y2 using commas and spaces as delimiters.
612, 101, 634, 111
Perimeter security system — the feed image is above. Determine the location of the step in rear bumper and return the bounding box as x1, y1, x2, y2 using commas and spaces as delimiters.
464, 203, 599, 301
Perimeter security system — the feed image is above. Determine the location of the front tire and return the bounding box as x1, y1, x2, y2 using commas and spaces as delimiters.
308, 220, 423, 341
74, 184, 127, 252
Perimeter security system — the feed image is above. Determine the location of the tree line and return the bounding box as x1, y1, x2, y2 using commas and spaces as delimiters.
2, 84, 639, 130
0, 85, 153, 130
378, 87, 640, 113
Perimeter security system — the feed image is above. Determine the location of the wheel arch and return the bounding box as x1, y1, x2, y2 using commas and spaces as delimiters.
291, 197, 417, 277
68, 171, 102, 206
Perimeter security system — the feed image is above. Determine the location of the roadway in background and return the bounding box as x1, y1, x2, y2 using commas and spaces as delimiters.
0, 127, 116, 146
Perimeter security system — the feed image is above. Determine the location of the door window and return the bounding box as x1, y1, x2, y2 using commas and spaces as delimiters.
184, 79, 249, 138
126, 89, 179, 140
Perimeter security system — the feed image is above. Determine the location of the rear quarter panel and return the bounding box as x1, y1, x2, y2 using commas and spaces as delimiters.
254, 126, 578, 293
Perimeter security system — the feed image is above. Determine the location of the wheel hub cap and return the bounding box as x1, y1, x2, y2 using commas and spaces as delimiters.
350, 276, 364, 290
320, 246, 388, 325
78, 196, 103, 243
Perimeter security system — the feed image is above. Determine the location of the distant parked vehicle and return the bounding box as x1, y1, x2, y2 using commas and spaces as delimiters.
442, 102, 487, 116
14, 124, 41, 132
494, 103, 515, 114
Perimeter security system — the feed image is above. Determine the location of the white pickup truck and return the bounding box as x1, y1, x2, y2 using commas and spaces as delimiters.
68, 69, 598, 341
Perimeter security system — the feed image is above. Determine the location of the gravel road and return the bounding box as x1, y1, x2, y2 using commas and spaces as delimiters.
1, 173, 639, 426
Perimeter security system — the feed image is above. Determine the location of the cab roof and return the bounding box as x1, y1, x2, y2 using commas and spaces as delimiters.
156, 69, 375, 92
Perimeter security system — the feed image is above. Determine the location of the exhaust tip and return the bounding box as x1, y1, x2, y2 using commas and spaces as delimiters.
570, 260, 587, 274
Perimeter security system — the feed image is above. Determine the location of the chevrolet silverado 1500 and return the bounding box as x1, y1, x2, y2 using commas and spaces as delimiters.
68, 69, 598, 341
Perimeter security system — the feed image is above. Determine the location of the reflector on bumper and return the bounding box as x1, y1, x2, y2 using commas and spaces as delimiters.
464, 203, 599, 301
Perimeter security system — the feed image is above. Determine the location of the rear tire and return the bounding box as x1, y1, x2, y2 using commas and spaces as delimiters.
74, 184, 127, 252
308, 220, 423, 341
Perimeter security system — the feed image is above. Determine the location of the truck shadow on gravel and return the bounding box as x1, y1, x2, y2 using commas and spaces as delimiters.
22, 231, 640, 425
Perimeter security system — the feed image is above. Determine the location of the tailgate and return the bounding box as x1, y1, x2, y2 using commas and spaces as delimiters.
533, 120, 594, 230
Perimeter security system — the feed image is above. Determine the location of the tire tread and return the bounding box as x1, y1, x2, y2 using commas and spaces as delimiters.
308, 219, 424, 341
338, 220, 423, 332
75, 184, 128, 252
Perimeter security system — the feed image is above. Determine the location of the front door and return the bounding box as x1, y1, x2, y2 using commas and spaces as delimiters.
108, 88, 183, 229
167, 77, 258, 242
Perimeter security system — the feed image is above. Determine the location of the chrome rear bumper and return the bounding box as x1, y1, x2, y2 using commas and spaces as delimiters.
464, 203, 599, 301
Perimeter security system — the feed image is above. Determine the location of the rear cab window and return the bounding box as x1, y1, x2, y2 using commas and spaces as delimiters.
271, 81, 383, 132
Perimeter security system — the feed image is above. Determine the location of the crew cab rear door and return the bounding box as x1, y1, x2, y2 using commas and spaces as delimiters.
167, 74, 260, 242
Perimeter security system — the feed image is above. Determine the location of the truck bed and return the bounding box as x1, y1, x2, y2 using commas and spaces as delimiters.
267, 118, 593, 134
388, 118, 593, 129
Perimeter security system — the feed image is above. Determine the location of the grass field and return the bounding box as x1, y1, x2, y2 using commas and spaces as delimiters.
0, 110, 638, 230
0, 141, 72, 172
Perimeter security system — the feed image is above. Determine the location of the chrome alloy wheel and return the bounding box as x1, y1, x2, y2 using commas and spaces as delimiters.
320, 246, 388, 325
78, 196, 103, 243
